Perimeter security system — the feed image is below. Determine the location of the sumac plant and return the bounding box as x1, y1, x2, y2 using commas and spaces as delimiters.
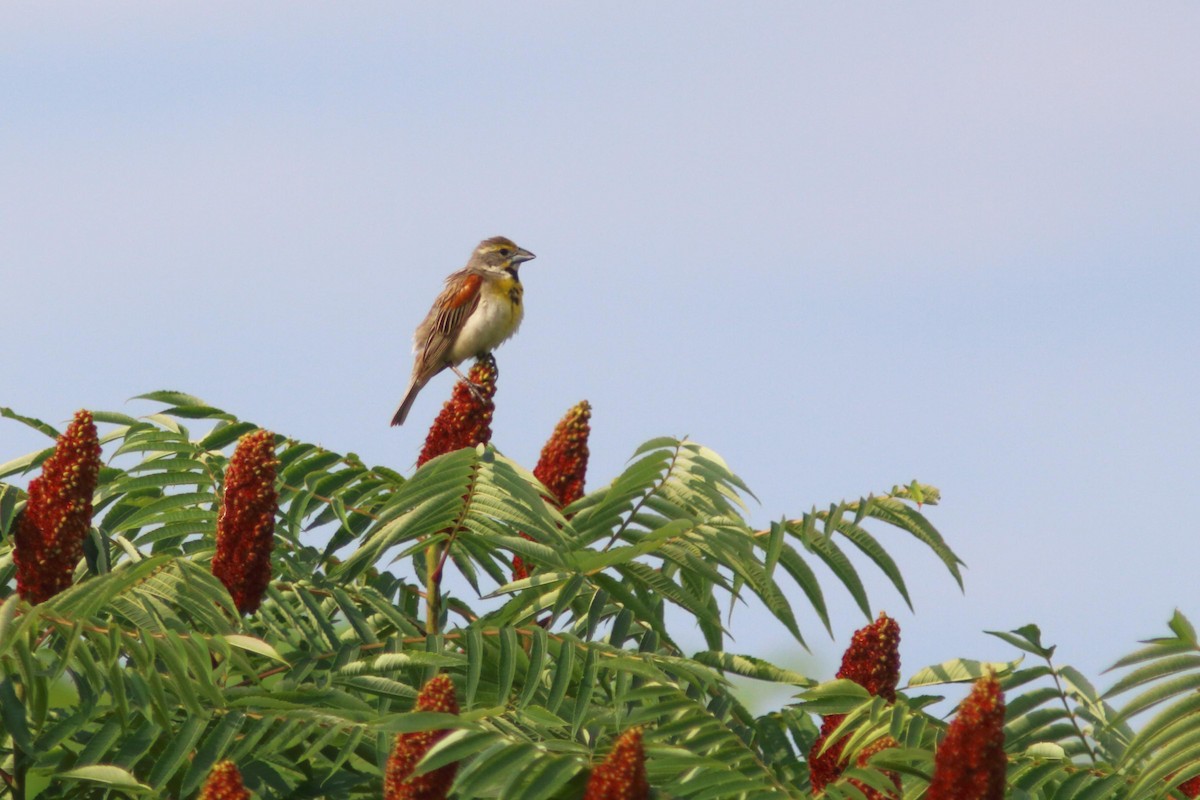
0, 376, 1197, 798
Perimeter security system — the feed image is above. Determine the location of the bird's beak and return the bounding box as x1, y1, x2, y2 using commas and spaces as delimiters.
513, 248, 536, 264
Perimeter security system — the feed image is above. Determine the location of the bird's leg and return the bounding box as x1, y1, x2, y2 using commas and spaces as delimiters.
450, 364, 487, 402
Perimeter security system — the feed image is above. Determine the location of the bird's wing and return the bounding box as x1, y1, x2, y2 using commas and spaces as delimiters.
412, 271, 482, 378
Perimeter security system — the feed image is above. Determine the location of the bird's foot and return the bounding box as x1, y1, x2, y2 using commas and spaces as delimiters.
449, 364, 488, 403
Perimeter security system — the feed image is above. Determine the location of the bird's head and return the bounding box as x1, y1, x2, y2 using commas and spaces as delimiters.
470, 236, 536, 275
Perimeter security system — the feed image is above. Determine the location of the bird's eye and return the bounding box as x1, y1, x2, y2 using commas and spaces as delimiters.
499, 248, 512, 257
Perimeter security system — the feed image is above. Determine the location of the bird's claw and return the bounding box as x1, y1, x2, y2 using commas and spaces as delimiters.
463, 381, 486, 403
449, 363, 488, 403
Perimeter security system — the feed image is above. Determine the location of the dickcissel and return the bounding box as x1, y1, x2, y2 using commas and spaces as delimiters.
390, 236, 536, 426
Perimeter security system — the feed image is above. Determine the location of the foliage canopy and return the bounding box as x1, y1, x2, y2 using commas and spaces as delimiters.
0, 393, 1197, 798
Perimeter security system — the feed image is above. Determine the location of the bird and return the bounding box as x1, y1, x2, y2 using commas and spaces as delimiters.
390, 236, 536, 426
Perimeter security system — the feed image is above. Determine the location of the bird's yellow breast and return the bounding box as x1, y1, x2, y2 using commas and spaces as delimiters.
450, 274, 523, 362
490, 274, 522, 305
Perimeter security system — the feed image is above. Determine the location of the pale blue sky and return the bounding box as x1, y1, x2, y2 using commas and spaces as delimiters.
2, 4, 1198, 695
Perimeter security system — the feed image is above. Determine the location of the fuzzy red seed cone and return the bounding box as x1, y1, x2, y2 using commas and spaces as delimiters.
1180, 774, 1200, 798
808, 713, 848, 794
809, 613, 902, 793
14, 410, 101, 603
414, 674, 459, 714
584, 727, 649, 800
12, 512, 46, 602
533, 400, 591, 507
211, 429, 279, 615
812, 726, 903, 798
384, 674, 460, 800
417, 356, 497, 468
926, 675, 1007, 800
511, 552, 530, 581
848, 736, 902, 800
837, 612, 901, 702
513, 400, 591, 581
200, 760, 250, 800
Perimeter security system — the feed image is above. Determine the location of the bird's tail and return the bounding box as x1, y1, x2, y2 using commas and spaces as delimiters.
390, 378, 426, 427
